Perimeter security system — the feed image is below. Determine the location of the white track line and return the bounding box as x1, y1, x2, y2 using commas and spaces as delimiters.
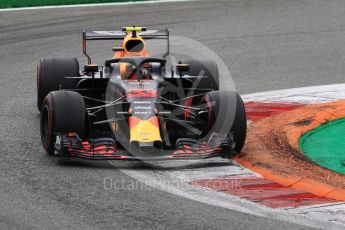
292, 203, 345, 226
0, 0, 192, 12
243, 83, 345, 104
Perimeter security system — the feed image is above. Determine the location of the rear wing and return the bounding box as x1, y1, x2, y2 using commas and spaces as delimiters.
84, 29, 169, 40
82, 29, 169, 64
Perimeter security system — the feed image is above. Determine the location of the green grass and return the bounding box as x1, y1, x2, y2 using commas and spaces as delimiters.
0, 0, 147, 8
299, 118, 345, 175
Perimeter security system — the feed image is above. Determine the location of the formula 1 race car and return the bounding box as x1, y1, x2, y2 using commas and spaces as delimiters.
37, 26, 246, 161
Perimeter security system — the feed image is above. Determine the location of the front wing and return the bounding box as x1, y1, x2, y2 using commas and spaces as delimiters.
54, 133, 232, 161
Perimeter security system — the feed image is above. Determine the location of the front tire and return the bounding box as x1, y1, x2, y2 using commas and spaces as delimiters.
40, 91, 88, 155
201, 91, 246, 154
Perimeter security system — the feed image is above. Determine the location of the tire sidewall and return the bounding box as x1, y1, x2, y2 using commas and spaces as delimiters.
41, 94, 56, 155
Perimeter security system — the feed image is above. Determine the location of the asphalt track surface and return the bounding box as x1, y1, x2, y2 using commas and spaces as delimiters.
1, 0, 345, 229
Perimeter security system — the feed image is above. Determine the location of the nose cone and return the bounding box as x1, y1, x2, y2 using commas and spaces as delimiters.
129, 116, 162, 143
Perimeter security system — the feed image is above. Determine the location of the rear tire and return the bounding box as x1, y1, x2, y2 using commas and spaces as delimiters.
201, 91, 246, 154
182, 59, 219, 90
40, 91, 88, 155
37, 57, 80, 112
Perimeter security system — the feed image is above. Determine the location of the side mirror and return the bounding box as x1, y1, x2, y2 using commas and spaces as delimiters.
84, 64, 99, 75
176, 63, 190, 77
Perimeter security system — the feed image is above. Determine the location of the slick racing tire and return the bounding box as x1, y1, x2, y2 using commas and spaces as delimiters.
37, 57, 80, 112
182, 59, 219, 90
40, 91, 88, 155
201, 91, 246, 154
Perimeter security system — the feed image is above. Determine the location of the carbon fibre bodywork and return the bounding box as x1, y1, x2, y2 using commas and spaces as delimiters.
39, 27, 240, 161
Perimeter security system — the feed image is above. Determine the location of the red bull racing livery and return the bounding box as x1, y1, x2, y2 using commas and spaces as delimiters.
37, 26, 247, 161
